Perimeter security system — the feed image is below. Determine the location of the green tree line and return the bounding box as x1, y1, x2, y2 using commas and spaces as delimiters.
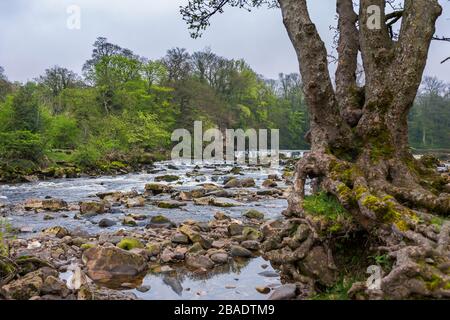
0, 38, 448, 179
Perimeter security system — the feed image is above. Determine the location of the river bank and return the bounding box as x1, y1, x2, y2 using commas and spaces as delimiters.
0, 159, 300, 300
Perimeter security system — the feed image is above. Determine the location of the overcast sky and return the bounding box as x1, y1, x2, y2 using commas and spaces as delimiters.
0, 0, 449, 82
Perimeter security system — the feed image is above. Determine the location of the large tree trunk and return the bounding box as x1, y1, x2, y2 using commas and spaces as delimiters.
263, 0, 450, 299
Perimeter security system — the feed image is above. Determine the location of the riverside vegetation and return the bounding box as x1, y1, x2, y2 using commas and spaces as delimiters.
0, 38, 448, 182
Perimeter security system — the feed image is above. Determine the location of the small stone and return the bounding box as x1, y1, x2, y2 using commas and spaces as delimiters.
171, 233, 189, 244
269, 284, 297, 300
210, 252, 229, 264
256, 286, 271, 294
186, 255, 214, 269
230, 245, 252, 258
243, 209, 265, 220
258, 271, 279, 278
122, 216, 137, 227
241, 240, 260, 250
98, 218, 116, 228
228, 223, 244, 236
136, 285, 151, 293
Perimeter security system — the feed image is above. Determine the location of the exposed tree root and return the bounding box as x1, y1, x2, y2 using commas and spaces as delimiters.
264, 151, 450, 299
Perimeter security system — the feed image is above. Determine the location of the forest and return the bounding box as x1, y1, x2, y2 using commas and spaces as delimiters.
0, 37, 448, 181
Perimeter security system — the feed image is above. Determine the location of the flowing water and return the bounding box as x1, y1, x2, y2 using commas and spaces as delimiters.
0, 151, 310, 300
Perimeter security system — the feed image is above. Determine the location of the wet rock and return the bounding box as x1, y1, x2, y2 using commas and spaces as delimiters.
269, 284, 297, 300
125, 196, 145, 208
211, 197, 241, 208
179, 225, 211, 249
193, 196, 213, 206
212, 240, 226, 249
256, 286, 271, 294
186, 254, 214, 269
24, 198, 67, 211
98, 218, 116, 228
43, 214, 54, 221
78, 284, 138, 300
161, 248, 175, 263
258, 271, 279, 278
43, 226, 70, 239
155, 175, 179, 182
262, 179, 278, 188
157, 200, 187, 209
302, 246, 336, 287
214, 212, 231, 221
82, 246, 147, 282
243, 209, 265, 220
146, 243, 161, 256
122, 216, 138, 227
241, 240, 260, 250
210, 252, 229, 264
171, 233, 189, 244
1, 267, 58, 300
268, 174, 281, 181
188, 243, 205, 254
146, 215, 175, 229
163, 276, 183, 295
145, 183, 173, 195
243, 227, 263, 241
41, 275, 70, 297
117, 238, 144, 251
79, 201, 106, 215
230, 245, 252, 258
228, 223, 244, 236
137, 285, 151, 293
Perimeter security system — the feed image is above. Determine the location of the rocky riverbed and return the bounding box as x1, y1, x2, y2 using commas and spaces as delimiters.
0, 158, 305, 300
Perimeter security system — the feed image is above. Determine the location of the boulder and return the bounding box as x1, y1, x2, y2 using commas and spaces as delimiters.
228, 223, 244, 236
155, 175, 179, 182
241, 178, 256, 188
211, 197, 241, 207
144, 183, 173, 195
157, 200, 187, 209
146, 215, 175, 229
79, 201, 106, 215
122, 216, 137, 227
178, 225, 211, 249
241, 240, 260, 250
262, 179, 278, 188
43, 226, 70, 239
243, 209, 265, 220
82, 247, 147, 282
125, 197, 145, 208
269, 284, 297, 300
210, 252, 229, 264
171, 233, 189, 244
301, 246, 336, 287
186, 254, 214, 269
98, 218, 116, 228
230, 245, 252, 258
243, 227, 264, 241
1, 267, 58, 300
42, 199, 68, 211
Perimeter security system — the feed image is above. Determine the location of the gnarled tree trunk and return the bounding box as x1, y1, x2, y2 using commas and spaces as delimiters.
263, 0, 450, 299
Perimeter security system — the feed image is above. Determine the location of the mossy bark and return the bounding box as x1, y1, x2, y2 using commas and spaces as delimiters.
268, 0, 450, 299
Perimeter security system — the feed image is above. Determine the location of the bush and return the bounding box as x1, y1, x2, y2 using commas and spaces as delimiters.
71, 143, 102, 169
47, 115, 80, 149
0, 131, 45, 164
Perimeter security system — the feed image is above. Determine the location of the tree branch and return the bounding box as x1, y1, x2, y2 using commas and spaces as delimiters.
335, 0, 361, 126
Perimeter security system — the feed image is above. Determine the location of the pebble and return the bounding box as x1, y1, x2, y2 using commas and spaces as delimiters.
136, 285, 151, 293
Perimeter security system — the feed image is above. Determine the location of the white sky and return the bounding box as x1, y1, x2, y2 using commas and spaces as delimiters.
0, 0, 449, 82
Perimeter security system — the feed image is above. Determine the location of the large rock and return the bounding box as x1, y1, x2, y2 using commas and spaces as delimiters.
24, 198, 68, 211
157, 200, 187, 209
211, 197, 241, 208
210, 252, 229, 264
155, 175, 179, 182
125, 197, 145, 208
43, 226, 70, 238
1, 267, 59, 300
146, 215, 176, 229
228, 223, 244, 236
79, 201, 106, 215
179, 225, 211, 249
82, 246, 147, 282
186, 254, 214, 269
144, 183, 173, 195
230, 245, 253, 258
301, 246, 336, 287
269, 284, 297, 300
243, 209, 265, 220
224, 178, 255, 188
243, 227, 264, 241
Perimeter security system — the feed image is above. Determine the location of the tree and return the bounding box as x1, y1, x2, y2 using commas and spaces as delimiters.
37, 66, 81, 114
0, 67, 12, 102
181, 0, 450, 299
9, 83, 41, 133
